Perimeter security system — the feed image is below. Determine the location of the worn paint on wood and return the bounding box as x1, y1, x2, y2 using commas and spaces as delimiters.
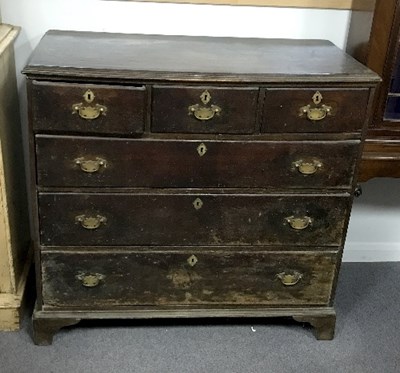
41, 249, 338, 308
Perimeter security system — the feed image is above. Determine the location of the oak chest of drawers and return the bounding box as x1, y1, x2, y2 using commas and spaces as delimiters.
23, 30, 379, 345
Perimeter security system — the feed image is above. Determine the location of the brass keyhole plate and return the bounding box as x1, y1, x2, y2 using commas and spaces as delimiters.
193, 198, 203, 210
187, 255, 198, 267
197, 143, 207, 156
200, 90, 211, 105
312, 91, 323, 105
83, 89, 95, 103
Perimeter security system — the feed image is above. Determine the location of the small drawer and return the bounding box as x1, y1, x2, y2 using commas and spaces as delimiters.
30, 80, 146, 135
262, 88, 370, 133
41, 249, 338, 308
36, 135, 360, 189
151, 86, 258, 134
38, 192, 350, 247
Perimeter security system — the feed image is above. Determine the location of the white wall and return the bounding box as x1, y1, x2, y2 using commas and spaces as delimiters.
343, 178, 400, 262
1, 0, 400, 261
1, 0, 351, 86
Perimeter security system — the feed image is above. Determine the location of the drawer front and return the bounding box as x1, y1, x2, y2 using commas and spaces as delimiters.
36, 135, 359, 189
30, 81, 146, 135
152, 86, 258, 134
262, 88, 369, 133
41, 250, 338, 308
38, 193, 350, 246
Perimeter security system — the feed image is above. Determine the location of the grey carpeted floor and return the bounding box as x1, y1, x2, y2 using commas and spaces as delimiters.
0, 262, 399, 373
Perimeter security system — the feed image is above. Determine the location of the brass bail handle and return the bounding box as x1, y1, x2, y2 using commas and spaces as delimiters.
293, 160, 322, 175
75, 214, 107, 230
299, 91, 333, 122
276, 271, 303, 286
188, 90, 221, 121
72, 89, 107, 120
285, 216, 312, 230
76, 273, 105, 287
75, 157, 107, 173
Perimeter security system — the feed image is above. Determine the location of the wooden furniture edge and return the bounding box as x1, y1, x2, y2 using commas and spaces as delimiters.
358, 139, 400, 181
0, 246, 32, 331
0, 24, 20, 55
118, 0, 375, 10
32, 305, 336, 344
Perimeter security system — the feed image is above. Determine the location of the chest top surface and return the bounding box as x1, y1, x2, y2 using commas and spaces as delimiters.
23, 30, 379, 84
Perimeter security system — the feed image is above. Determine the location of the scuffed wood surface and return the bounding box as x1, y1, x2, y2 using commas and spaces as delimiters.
41, 249, 338, 308
38, 192, 350, 246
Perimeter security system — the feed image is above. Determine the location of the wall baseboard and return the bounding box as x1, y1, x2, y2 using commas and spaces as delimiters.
343, 243, 400, 262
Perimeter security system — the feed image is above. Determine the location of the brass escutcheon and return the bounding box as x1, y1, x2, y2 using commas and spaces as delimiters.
200, 90, 212, 104
293, 159, 322, 175
197, 143, 207, 157
75, 157, 107, 173
72, 89, 107, 120
188, 90, 221, 121
299, 91, 333, 122
276, 271, 303, 286
193, 198, 203, 210
187, 255, 198, 267
285, 216, 312, 230
75, 214, 107, 230
75, 272, 105, 287
83, 89, 95, 103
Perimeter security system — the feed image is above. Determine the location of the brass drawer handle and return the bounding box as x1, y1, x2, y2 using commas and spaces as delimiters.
276, 271, 303, 286
188, 89, 221, 121
285, 216, 312, 230
75, 157, 106, 173
300, 105, 332, 121
188, 104, 221, 121
76, 272, 105, 287
75, 214, 107, 230
293, 160, 322, 175
299, 91, 333, 122
72, 89, 107, 120
72, 103, 107, 120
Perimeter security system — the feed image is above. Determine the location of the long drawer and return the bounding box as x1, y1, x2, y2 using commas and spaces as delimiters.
30, 81, 146, 135
38, 192, 350, 246
36, 136, 360, 189
41, 249, 338, 308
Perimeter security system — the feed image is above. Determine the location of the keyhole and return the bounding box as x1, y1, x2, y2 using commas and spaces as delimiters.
312, 91, 323, 105
193, 198, 203, 210
197, 143, 207, 157
187, 255, 198, 267
200, 90, 212, 104
84, 89, 95, 103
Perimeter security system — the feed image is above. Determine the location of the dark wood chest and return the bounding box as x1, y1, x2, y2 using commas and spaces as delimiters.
23, 31, 379, 345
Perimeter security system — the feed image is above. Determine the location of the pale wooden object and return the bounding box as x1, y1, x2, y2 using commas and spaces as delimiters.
130, 0, 375, 10
0, 24, 31, 331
